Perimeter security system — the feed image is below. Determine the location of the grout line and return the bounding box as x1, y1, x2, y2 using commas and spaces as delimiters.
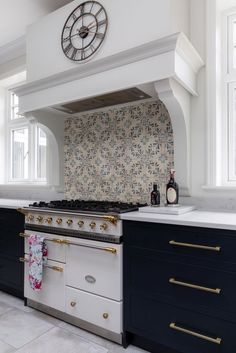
13, 326, 56, 352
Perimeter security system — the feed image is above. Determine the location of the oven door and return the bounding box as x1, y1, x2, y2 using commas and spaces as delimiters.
65, 237, 122, 301
22, 230, 66, 312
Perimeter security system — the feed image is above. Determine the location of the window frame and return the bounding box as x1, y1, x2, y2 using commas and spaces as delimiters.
206, 3, 236, 190
6, 90, 48, 185
221, 8, 236, 186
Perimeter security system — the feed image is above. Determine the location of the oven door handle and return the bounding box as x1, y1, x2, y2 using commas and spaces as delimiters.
19, 232, 67, 245
19, 233, 117, 254
19, 257, 63, 272
65, 240, 117, 254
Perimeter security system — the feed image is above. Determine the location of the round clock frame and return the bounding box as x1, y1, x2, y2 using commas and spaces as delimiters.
61, 1, 108, 62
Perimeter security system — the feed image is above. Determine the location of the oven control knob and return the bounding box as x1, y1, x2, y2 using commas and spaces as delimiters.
78, 220, 84, 228
67, 219, 73, 226
56, 218, 62, 225
103, 313, 109, 319
90, 222, 96, 229
27, 214, 34, 221
36, 216, 43, 222
45, 217, 53, 224
100, 223, 108, 231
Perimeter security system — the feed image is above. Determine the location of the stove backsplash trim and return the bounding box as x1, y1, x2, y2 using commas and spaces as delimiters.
64, 100, 174, 204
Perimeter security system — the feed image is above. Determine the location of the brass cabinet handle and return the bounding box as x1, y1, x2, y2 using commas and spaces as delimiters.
169, 278, 221, 294
170, 322, 222, 345
169, 240, 221, 252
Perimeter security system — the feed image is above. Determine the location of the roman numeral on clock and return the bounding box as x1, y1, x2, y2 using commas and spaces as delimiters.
81, 50, 85, 60
95, 7, 103, 17
95, 32, 104, 39
71, 48, 78, 60
62, 36, 70, 43
80, 3, 85, 15
64, 43, 73, 55
97, 19, 107, 27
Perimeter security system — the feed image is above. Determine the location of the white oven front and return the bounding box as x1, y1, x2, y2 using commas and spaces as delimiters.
22, 229, 123, 335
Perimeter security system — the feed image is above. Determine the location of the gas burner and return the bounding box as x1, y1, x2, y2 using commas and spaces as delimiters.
30, 199, 147, 214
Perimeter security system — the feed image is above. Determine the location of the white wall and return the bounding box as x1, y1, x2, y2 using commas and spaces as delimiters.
0, 0, 71, 47
27, 0, 190, 81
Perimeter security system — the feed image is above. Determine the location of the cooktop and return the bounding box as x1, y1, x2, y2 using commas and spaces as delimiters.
29, 200, 147, 214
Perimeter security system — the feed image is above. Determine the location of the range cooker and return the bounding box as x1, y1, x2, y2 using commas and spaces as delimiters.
21, 199, 146, 243
19, 200, 146, 343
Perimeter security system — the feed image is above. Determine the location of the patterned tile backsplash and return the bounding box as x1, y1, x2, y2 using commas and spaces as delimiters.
64, 100, 174, 204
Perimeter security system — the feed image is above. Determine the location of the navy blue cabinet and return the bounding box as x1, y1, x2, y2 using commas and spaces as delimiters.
123, 221, 236, 353
0, 208, 24, 298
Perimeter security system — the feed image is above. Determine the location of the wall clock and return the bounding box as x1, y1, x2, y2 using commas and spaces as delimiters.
61, 1, 108, 62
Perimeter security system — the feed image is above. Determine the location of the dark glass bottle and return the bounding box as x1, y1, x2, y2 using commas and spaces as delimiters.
166, 169, 179, 205
151, 183, 160, 206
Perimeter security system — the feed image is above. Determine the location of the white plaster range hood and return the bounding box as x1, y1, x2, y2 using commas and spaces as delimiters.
13, 32, 203, 195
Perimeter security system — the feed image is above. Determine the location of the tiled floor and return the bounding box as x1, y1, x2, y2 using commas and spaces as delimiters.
0, 291, 148, 353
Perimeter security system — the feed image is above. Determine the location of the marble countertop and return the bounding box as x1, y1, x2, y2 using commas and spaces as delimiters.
120, 210, 236, 231
0, 199, 33, 209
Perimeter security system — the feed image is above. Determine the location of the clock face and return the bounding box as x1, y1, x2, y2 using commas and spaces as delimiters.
61, 1, 108, 62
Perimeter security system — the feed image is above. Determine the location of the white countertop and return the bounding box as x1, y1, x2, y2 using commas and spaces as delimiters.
0, 199, 32, 209
120, 210, 236, 231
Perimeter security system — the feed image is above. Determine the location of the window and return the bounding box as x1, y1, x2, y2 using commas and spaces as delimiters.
11, 127, 29, 179
7, 90, 48, 184
10, 93, 23, 120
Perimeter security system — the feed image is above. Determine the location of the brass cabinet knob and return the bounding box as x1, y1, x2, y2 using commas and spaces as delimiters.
70, 301, 76, 307
100, 223, 108, 231
56, 218, 62, 225
67, 219, 73, 226
45, 217, 53, 224
78, 220, 84, 228
90, 222, 96, 229
103, 313, 109, 319
36, 216, 43, 222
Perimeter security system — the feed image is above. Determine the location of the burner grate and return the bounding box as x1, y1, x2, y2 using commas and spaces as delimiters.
29, 199, 147, 214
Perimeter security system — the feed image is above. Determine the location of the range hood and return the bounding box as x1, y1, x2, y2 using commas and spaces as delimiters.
52, 86, 153, 115
13, 32, 204, 195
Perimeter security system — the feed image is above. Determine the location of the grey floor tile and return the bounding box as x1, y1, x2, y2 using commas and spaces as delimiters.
0, 292, 148, 353
0, 301, 14, 316
0, 292, 34, 313
0, 340, 16, 353
58, 322, 149, 353
15, 327, 108, 353
0, 308, 54, 348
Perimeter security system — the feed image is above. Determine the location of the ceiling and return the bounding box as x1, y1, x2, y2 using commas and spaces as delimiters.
0, 0, 72, 47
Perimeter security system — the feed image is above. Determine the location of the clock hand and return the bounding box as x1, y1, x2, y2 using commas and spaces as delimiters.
87, 21, 96, 28
87, 22, 97, 30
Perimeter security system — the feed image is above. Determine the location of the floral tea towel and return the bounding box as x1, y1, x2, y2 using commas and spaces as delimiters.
28, 234, 48, 291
